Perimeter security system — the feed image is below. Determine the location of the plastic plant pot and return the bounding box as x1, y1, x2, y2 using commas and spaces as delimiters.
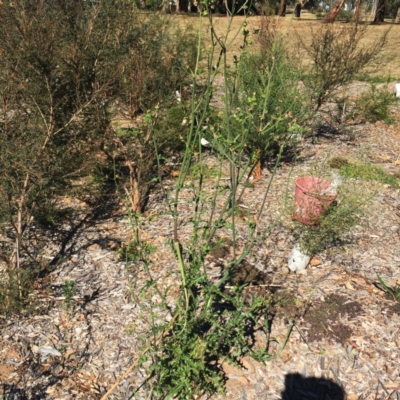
293, 176, 337, 225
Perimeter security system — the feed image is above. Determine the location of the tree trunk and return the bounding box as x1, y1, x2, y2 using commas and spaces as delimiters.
353, 0, 364, 21
294, 3, 302, 17
395, 6, 400, 23
322, 0, 346, 22
224, 0, 229, 16
371, 0, 378, 15
371, 0, 386, 24
278, 0, 286, 16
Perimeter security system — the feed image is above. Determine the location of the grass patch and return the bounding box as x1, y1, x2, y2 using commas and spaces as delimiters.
330, 158, 400, 188
356, 74, 400, 84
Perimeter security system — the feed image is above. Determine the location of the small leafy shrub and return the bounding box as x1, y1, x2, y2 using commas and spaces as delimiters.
257, 14, 283, 51
117, 19, 198, 116
329, 157, 350, 169
62, 280, 76, 316
32, 204, 75, 229
294, 181, 366, 255
189, 163, 220, 179
337, 9, 354, 22
152, 104, 190, 153
354, 85, 396, 123
356, 75, 397, 84
117, 241, 156, 262
0, 268, 40, 317
131, 244, 274, 399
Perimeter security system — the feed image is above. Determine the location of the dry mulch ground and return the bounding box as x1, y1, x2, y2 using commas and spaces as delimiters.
1, 87, 400, 399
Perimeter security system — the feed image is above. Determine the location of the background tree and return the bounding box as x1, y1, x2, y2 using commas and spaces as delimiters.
278, 0, 287, 16
323, 0, 346, 22
353, 0, 364, 21
372, 0, 386, 23
294, 1, 302, 16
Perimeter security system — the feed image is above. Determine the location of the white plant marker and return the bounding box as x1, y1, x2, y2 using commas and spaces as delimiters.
395, 83, 400, 98
288, 243, 311, 272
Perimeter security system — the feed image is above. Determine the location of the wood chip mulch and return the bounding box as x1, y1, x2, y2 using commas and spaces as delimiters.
1, 85, 400, 400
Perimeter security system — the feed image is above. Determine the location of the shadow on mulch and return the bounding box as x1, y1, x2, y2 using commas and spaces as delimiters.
385, 300, 400, 318
303, 294, 363, 344
229, 260, 270, 286
281, 373, 345, 400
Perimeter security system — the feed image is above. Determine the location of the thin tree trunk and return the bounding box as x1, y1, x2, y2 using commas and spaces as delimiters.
323, 0, 346, 22
395, 6, 400, 23
224, 0, 229, 16
353, 0, 364, 21
294, 3, 302, 17
278, 0, 286, 16
371, 0, 386, 24
371, 0, 378, 15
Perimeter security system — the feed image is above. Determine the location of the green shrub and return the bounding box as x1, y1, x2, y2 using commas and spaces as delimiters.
354, 84, 397, 123
234, 40, 310, 158
337, 9, 354, 22
0, 267, 41, 317
356, 74, 398, 84
294, 181, 366, 255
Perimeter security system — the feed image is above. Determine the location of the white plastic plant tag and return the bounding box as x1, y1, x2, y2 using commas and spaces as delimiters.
395, 83, 400, 98
288, 243, 311, 272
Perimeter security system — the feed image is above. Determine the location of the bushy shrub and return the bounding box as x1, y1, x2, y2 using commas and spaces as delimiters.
234, 40, 310, 158
0, 0, 116, 262
117, 17, 198, 116
336, 9, 354, 22
0, 0, 197, 313
293, 181, 367, 255
298, 23, 389, 111
354, 84, 397, 123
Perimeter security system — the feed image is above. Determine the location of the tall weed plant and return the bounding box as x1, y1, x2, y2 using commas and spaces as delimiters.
104, 9, 303, 400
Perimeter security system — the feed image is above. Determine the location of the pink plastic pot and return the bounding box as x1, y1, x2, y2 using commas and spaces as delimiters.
293, 177, 337, 225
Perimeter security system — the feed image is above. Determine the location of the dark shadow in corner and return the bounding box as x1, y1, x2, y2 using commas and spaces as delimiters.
281, 373, 345, 400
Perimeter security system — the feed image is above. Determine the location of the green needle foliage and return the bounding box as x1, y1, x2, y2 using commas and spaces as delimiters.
0, 0, 199, 313
235, 40, 310, 158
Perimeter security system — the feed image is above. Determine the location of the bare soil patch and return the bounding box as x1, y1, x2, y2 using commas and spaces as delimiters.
304, 294, 363, 344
